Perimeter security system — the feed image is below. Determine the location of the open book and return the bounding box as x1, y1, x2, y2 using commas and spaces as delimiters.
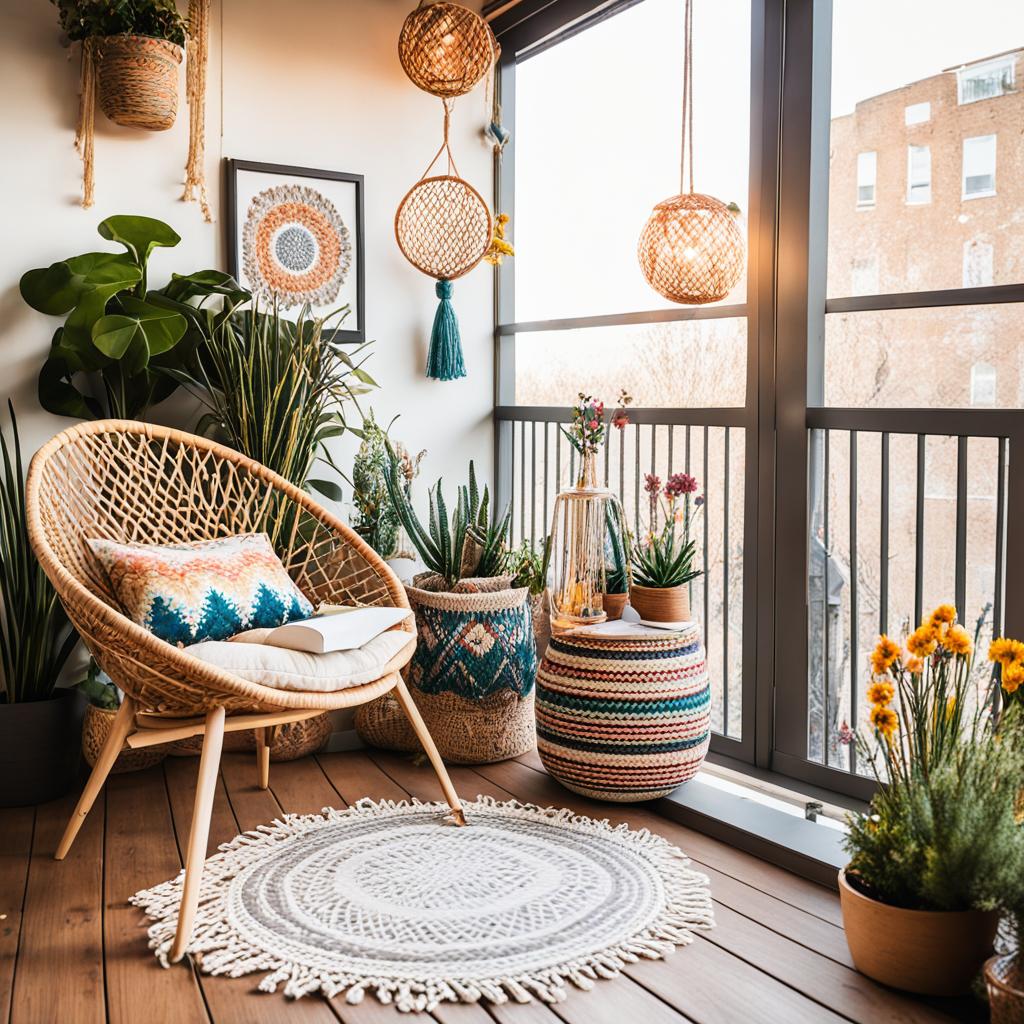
264, 606, 411, 654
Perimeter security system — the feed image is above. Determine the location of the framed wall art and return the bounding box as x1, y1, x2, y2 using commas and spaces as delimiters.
225, 159, 365, 342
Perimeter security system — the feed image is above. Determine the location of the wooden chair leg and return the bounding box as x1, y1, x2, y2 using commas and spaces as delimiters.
255, 726, 271, 790
55, 695, 136, 861
392, 677, 466, 825
169, 706, 225, 964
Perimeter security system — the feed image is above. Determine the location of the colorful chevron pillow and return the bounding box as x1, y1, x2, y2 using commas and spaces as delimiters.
87, 533, 314, 646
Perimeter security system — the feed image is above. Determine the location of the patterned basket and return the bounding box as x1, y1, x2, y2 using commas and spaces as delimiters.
168, 712, 332, 761
356, 576, 537, 764
83, 704, 167, 774
96, 35, 183, 131
536, 623, 710, 801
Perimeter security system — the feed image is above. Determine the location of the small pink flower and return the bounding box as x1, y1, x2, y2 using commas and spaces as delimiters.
588, 419, 599, 430
838, 720, 854, 746
664, 472, 699, 499
644, 473, 661, 496
612, 412, 629, 430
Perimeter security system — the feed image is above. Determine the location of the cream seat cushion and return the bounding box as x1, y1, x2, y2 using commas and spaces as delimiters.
186, 627, 413, 693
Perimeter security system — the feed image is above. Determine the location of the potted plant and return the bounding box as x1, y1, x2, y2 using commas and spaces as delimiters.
506, 536, 553, 654
348, 411, 401, 559
603, 504, 631, 620
840, 605, 1024, 996
356, 458, 537, 764
0, 405, 83, 807
630, 472, 703, 624
54, 0, 189, 131
20, 215, 192, 420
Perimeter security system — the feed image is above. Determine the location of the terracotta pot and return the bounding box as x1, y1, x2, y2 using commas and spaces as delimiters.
602, 592, 628, 620
629, 584, 690, 624
96, 35, 183, 131
838, 869, 998, 996
986, 955, 1024, 1023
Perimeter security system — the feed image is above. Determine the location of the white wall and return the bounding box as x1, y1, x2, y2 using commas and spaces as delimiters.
0, 0, 495, 496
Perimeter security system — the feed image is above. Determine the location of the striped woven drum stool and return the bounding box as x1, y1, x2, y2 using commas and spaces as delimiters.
535, 623, 711, 801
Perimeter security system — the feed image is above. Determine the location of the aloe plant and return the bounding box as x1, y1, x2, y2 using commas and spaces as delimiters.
0, 404, 78, 703
604, 504, 631, 595
385, 454, 511, 588
20, 215, 190, 420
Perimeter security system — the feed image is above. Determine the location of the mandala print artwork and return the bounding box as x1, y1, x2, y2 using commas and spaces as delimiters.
242, 184, 352, 308
133, 798, 714, 1012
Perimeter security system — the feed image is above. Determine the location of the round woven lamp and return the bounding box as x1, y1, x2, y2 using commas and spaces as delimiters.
638, 192, 744, 304
398, 1, 499, 99
637, 0, 745, 305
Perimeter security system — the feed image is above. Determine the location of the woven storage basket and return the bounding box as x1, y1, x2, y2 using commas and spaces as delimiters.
169, 712, 332, 761
536, 622, 710, 801
96, 35, 183, 131
356, 575, 537, 764
83, 704, 167, 774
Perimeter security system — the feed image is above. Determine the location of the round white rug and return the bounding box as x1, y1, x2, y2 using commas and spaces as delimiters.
132, 797, 714, 1012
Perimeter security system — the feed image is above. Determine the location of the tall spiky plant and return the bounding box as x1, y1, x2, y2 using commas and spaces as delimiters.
0, 403, 78, 703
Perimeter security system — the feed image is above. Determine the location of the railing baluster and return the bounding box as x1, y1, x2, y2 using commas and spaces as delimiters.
823, 429, 831, 766
634, 424, 641, 528
880, 432, 890, 635
668, 424, 675, 475
569, 436, 576, 491
530, 421, 537, 548
542, 422, 550, 542
914, 434, 925, 627
510, 420, 517, 544
955, 435, 968, 619
723, 426, 731, 737
650, 423, 657, 483
604, 416, 611, 487
685, 424, 692, 475
555, 421, 562, 508
849, 430, 858, 775
994, 436, 1007, 640
520, 420, 526, 544
703, 427, 710, 642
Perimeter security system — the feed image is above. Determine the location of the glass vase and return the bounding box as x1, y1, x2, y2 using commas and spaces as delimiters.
547, 449, 624, 633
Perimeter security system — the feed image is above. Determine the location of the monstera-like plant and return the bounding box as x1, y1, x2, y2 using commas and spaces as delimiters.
20, 215, 190, 420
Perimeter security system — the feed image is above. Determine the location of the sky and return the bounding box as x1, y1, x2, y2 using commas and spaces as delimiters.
512, 0, 1024, 324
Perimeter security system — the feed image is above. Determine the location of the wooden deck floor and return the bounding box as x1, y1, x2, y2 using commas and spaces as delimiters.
0, 747, 983, 1024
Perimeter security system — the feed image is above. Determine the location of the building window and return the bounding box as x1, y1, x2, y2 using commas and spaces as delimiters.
850, 255, 879, 296
970, 362, 997, 406
957, 55, 1015, 104
856, 151, 876, 208
963, 135, 997, 198
963, 239, 994, 287
904, 101, 931, 125
906, 145, 931, 204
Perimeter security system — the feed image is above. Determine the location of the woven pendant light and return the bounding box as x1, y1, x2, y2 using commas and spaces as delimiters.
398, 1, 499, 99
396, 101, 492, 381
637, 0, 744, 305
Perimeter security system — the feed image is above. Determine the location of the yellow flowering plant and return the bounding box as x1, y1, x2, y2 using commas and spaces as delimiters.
991, 635, 1024, 703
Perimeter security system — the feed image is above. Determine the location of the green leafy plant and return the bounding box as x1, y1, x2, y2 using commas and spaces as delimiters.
506, 537, 552, 597
604, 504, 631, 595
53, 0, 188, 45
77, 660, 119, 710
385, 456, 511, 589
164, 287, 374, 496
632, 472, 703, 589
348, 411, 400, 557
20, 215, 191, 420
0, 404, 78, 704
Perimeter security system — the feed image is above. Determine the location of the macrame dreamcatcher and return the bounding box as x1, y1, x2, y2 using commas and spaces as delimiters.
637, 0, 745, 304
74, 0, 211, 220
395, 1, 503, 381
396, 101, 492, 381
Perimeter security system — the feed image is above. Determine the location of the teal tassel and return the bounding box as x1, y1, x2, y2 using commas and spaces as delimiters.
425, 279, 466, 381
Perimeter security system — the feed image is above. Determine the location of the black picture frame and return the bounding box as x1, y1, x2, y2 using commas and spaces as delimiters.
224, 158, 366, 343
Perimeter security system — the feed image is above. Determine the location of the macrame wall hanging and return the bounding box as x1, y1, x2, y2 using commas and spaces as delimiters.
73, 0, 211, 221
396, 101, 492, 381
396, 1, 502, 381
637, 0, 745, 304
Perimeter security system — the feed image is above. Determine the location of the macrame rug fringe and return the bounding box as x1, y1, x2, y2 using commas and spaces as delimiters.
131, 796, 714, 1013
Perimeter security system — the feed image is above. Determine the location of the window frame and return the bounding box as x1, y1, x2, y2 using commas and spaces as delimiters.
962, 133, 997, 199
957, 54, 1015, 105
855, 150, 876, 208
906, 144, 931, 204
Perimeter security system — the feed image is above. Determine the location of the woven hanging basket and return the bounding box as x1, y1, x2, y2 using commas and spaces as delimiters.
395, 174, 492, 281
398, 2, 499, 99
96, 34, 183, 131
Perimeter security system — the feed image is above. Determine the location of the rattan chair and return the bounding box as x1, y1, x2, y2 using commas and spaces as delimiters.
26, 420, 464, 963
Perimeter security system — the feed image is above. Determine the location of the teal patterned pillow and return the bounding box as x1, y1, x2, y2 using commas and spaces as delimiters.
88, 533, 313, 645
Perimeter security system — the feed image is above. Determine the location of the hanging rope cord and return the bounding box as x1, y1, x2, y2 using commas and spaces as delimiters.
421, 99, 460, 179
679, 0, 694, 195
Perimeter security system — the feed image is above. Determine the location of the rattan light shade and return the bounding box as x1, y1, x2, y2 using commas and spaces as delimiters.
395, 174, 492, 280
638, 192, 745, 305
398, 2, 499, 99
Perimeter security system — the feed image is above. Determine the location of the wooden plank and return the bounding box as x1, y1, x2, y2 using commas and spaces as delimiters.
268, 756, 341, 816
368, 749, 516, 805
104, 768, 211, 1024
478, 758, 844, 927
316, 750, 407, 804
0, 807, 34, 1024
165, 754, 342, 1024
10, 792, 104, 1024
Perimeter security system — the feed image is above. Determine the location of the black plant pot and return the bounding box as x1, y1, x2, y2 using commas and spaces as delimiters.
0, 688, 86, 807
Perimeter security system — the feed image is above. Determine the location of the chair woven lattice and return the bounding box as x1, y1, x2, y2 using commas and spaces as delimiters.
26, 420, 464, 963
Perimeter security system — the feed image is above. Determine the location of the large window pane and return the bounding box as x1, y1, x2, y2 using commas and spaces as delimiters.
824, 303, 1024, 408
513, 0, 750, 322
827, 3, 1024, 296
513, 319, 747, 407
